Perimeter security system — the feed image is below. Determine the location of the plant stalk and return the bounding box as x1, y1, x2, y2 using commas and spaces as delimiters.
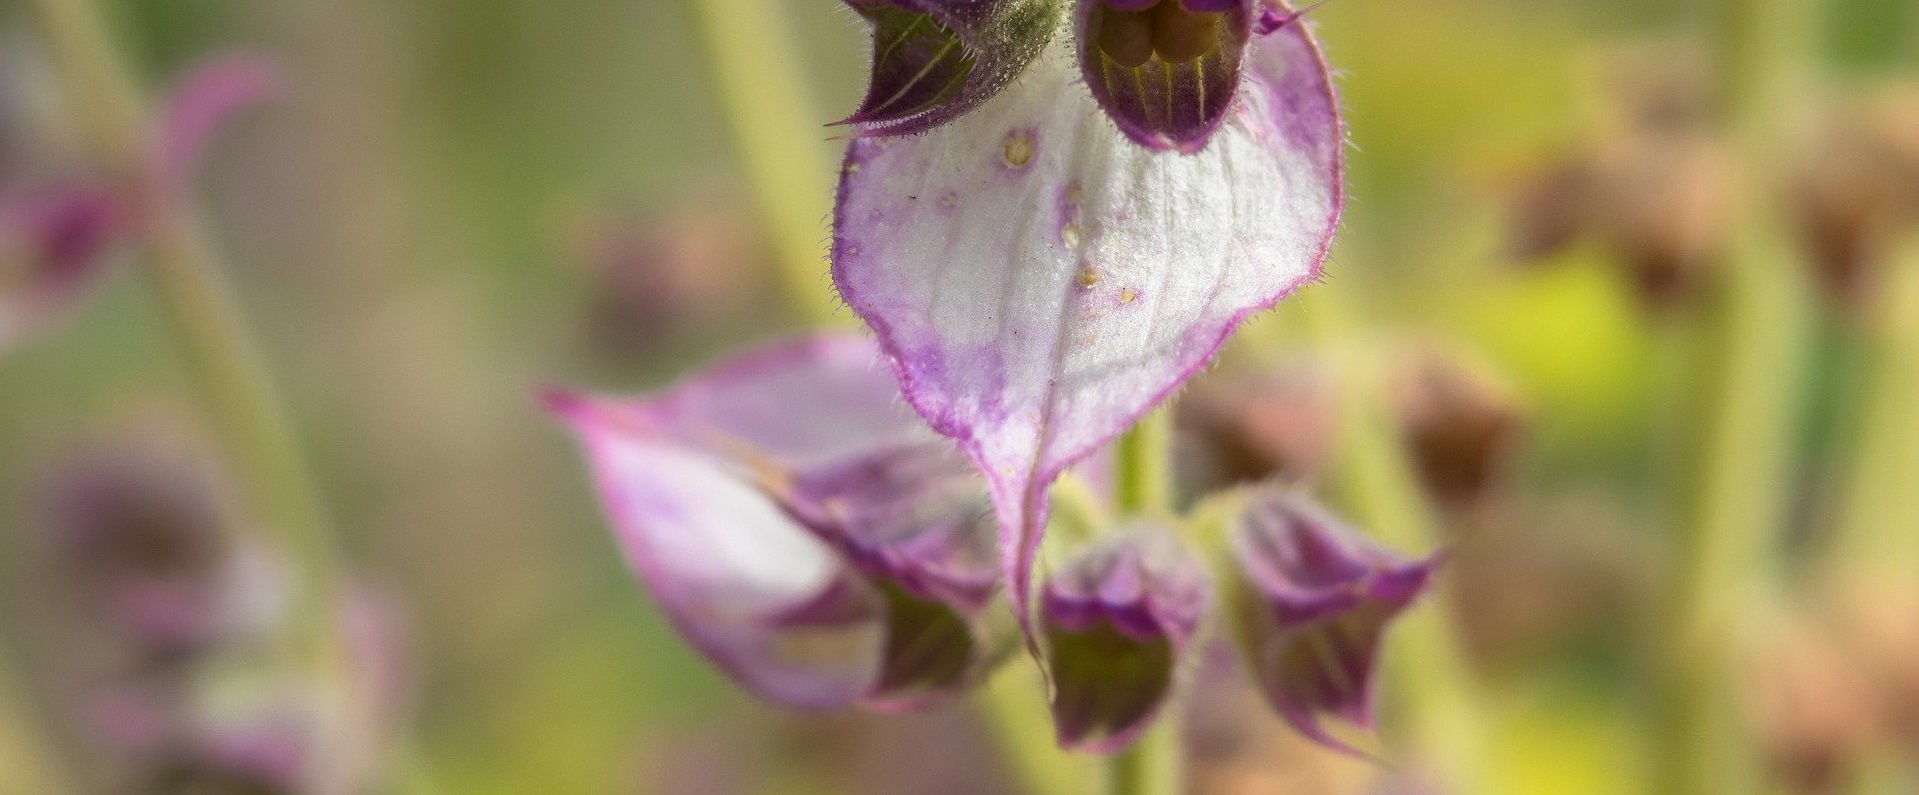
1825, 238, 1919, 574
683, 0, 845, 326
1652, 0, 1817, 790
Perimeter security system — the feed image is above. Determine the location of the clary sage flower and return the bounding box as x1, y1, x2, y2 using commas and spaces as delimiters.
546, 335, 1004, 710
834, 4, 1341, 645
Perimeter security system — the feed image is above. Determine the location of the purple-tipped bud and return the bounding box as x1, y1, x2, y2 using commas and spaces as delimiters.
1075, 0, 1256, 152
842, 0, 1062, 136
1042, 528, 1209, 752
1228, 489, 1441, 753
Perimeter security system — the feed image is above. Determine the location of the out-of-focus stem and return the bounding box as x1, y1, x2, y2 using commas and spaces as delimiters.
1651, 0, 1817, 791
0, 643, 76, 795
1296, 287, 1486, 785
683, 0, 845, 326
1106, 720, 1178, 795
975, 665, 1098, 795
1114, 408, 1174, 518
28, 0, 345, 670
1826, 239, 1919, 573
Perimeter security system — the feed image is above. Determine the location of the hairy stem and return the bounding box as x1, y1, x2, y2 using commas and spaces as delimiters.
684, 0, 845, 326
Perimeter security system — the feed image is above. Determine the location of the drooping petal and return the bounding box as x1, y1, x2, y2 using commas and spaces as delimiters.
1227, 489, 1440, 753
1043, 528, 1208, 751
842, 0, 1064, 137
155, 53, 278, 196
547, 334, 1003, 709
834, 19, 1342, 649
0, 185, 124, 351
545, 336, 907, 709
1074, 0, 1256, 152
772, 439, 1003, 708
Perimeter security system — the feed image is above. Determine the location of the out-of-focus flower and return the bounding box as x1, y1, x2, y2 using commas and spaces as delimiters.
1226, 489, 1441, 753
833, 6, 1340, 648
841, 0, 1062, 137
44, 443, 239, 655
1507, 49, 1733, 307
0, 184, 124, 349
1177, 360, 1338, 491
1183, 644, 1374, 794
0, 52, 275, 353
1389, 345, 1526, 511
1749, 614, 1876, 795
546, 334, 1003, 711
1794, 86, 1919, 310
562, 200, 761, 352
1042, 527, 1208, 751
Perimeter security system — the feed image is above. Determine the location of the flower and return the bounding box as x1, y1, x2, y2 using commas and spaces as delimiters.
546, 334, 1004, 710
841, 0, 1064, 137
1226, 489, 1441, 753
833, 5, 1341, 649
0, 52, 276, 353
1042, 526, 1209, 751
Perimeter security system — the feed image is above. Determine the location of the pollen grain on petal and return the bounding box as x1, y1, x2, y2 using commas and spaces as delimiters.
1001, 129, 1037, 169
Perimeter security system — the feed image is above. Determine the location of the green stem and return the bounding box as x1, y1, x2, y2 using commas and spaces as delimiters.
1825, 238, 1919, 574
1106, 720, 1178, 795
974, 665, 1099, 795
0, 641, 78, 795
1114, 408, 1174, 518
1652, 0, 1817, 791
683, 0, 845, 327
1295, 287, 1486, 785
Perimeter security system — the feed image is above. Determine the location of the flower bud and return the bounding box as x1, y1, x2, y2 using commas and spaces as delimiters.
1042, 527, 1209, 752
1075, 0, 1256, 152
841, 0, 1063, 136
1227, 489, 1440, 753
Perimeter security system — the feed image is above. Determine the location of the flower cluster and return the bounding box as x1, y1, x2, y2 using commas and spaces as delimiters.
551, 0, 1438, 759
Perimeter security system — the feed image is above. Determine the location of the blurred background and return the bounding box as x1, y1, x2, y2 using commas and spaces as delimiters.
1, 0, 1917, 792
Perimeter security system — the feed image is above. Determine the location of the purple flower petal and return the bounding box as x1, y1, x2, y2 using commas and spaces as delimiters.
841, 0, 1063, 137
1042, 528, 1208, 751
547, 334, 1001, 709
1228, 489, 1441, 754
833, 17, 1342, 652
154, 53, 277, 196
